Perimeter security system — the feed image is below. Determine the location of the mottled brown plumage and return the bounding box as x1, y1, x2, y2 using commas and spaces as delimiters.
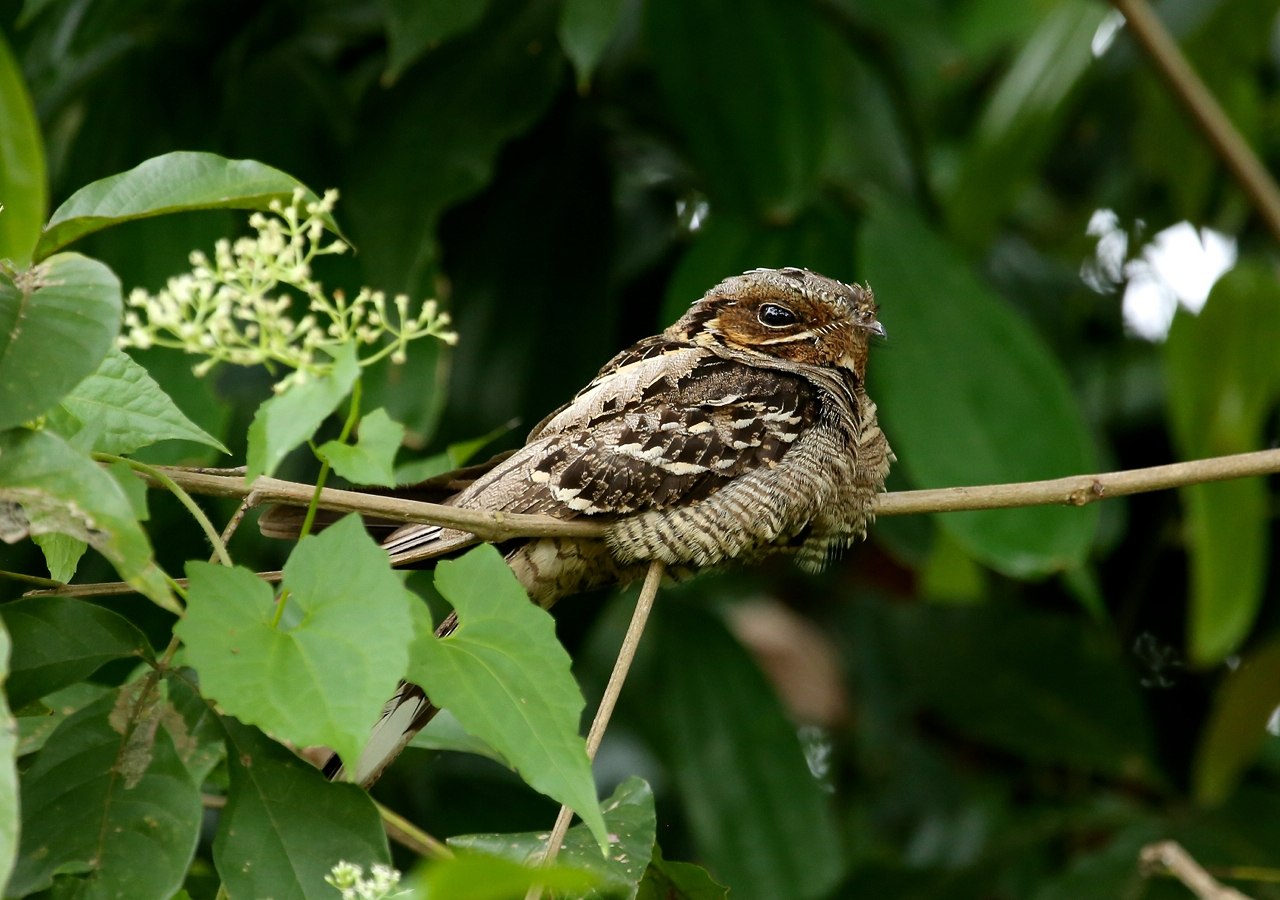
321, 267, 893, 784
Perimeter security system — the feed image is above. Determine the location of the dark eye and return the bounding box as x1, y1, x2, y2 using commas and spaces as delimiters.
757, 303, 796, 327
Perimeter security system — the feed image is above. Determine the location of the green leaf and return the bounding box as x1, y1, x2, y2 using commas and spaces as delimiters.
344, 2, 562, 293
54, 346, 229, 455
14, 682, 111, 759
409, 708, 506, 765
0, 253, 121, 430
818, 39, 914, 199
662, 207, 856, 325
163, 669, 226, 784
0, 617, 18, 895
1030, 823, 1160, 900
859, 203, 1099, 576
7, 690, 201, 898
446, 418, 517, 467
391, 449, 453, 486
405, 851, 599, 900
1181, 479, 1267, 665
890, 602, 1154, 776
126, 344, 233, 467
451, 777, 656, 895
639, 844, 729, 900
104, 458, 150, 520
215, 717, 390, 900
646, 0, 829, 218
1174, 785, 1280, 879
176, 515, 414, 773
318, 406, 405, 487
245, 341, 360, 481
0, 429, 173, 610
361, 337, 451, 450
1193, 636, 1280, 805
393, 419, 514, 485
411, 544, 609, 852
653, 604, 843, 900
944, 1, 1108, 249
558, 0, 626, 91
0, 30, 47, 266
34, 151, 338, 261
1164, 264, 1280, 664
32, 531, 87, 582
0, 595, 152, 709
382, 0, 491, 81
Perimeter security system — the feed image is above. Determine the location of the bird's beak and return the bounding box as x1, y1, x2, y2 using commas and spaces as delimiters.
865, 319, 887, 339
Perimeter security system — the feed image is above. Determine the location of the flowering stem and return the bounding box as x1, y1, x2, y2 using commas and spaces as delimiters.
299, 377, 362, 539
270, 378, 363, 628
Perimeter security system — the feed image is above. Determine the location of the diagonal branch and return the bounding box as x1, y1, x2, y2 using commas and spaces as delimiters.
1111, 0, 1280, 245
527, 560, 666, 900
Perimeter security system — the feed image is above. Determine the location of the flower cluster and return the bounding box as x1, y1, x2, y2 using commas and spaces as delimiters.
325, 861, 406, 900
120, 188, 457, 391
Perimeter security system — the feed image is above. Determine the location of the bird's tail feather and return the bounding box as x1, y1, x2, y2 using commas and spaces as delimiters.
324, 610, 459, 787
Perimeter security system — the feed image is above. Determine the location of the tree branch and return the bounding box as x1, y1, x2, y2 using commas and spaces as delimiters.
1141, 841, 1253, 900
1110, 0, 1280, 246
20, 448, 1279, 599
150, 447, 1280, 528
874, 447, 1280, 516
141, 469, 609, 540
530, 560, 666, 897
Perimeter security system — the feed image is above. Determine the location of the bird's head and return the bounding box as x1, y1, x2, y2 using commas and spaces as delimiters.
672, 267, 884, 379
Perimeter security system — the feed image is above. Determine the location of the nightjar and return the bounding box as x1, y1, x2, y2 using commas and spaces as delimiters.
300, 267, 892, 784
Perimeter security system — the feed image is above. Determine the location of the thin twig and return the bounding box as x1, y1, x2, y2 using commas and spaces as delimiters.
526, 560, 666, 900
1140, 841, 1253, 900
1111, 0, 1280, 245
99, 454, 233, 567
213, 496, 255, 562
23, 571, 282, 599
874, 447, 1280, 516
375, 800, 452, 859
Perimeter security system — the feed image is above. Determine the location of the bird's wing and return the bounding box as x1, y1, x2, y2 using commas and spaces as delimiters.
379, 347, 819, 562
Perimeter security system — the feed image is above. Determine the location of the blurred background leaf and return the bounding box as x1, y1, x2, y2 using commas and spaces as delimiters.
860, 202, 1100, 578
0, 28, 45, 265
1165, 264, 1280, 664
3, 0, 1280, 896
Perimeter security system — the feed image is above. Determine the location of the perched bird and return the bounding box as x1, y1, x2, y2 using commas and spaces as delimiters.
283, 267, 893, 785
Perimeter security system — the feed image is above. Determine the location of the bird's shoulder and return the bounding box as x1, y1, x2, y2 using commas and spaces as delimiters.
473, 337, 829, 518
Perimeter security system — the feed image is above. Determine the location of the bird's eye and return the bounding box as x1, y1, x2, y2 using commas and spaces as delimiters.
757, 303, 796, 327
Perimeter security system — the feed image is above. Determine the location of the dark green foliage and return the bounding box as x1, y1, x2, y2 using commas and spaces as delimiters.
2, 0, 1280, 897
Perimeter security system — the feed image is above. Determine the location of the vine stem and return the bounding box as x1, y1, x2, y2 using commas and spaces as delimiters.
93, 453, 233, 568
1110, 0, 1280, 245
374, 800, 452, 860
0, 569, 62, 588
270, 379, 362, 629
525, 560, 666, 900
